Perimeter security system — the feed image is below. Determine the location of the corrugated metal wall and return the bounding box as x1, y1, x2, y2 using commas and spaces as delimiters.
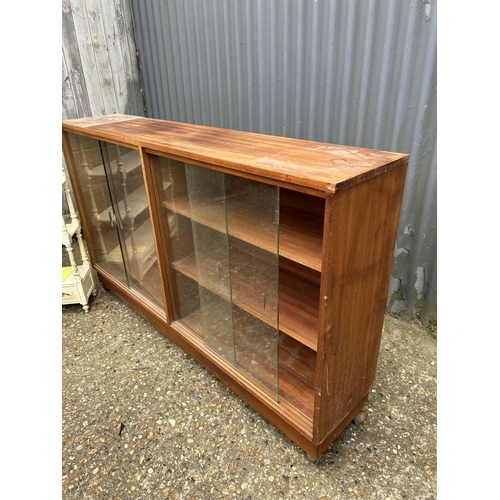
62, 0, 144, 213
129, 0, 437, 323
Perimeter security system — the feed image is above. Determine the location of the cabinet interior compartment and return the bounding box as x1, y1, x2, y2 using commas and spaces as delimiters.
152, 155, 323, 422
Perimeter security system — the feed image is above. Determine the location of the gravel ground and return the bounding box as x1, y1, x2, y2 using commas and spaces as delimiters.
62, 252, 436, 499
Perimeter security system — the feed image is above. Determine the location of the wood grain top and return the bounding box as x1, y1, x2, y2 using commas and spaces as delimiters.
62, 114, 409, 194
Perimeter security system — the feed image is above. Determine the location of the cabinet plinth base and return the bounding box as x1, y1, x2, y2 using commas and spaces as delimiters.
307, 395, 369, 461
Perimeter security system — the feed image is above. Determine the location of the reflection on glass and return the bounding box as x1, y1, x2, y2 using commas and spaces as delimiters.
66, 133, 164, 310
226, 176, 280, 397
185, 166, 235, 362
154, 156, 280, 399
99, 142, 164, 309
66, 133, 128, 285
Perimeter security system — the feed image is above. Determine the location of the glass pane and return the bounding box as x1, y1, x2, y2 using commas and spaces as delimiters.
184, 165, 235, 362
65, 133, 128, 285
99, 142, 164, 309
151, 155, 280, 399
226, 176, 280, 399
153, 158, 235, 361
154, 158, 236, 361
153, 158, 201, 325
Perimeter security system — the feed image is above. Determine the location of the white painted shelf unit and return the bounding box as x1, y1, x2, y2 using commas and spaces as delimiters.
62, 170, 96, 312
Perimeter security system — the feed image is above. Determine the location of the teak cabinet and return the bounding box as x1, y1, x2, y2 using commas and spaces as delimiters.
62, 114, 408, 461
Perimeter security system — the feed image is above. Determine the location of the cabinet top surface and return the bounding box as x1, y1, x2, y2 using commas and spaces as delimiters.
62, 114, 409, 194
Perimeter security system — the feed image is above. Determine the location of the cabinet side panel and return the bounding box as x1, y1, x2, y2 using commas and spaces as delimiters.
314, 164, 407, 441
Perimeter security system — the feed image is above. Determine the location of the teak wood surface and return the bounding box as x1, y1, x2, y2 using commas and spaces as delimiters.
62, 114, 409, 460
62, 114, 408, 196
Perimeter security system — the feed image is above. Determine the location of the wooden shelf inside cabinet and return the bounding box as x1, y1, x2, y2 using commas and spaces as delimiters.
62, 113, 409, 461
163, 193, 324, 272
278, 333, 316, 422
172, 248, 320, 350
278, 271, 320, 350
